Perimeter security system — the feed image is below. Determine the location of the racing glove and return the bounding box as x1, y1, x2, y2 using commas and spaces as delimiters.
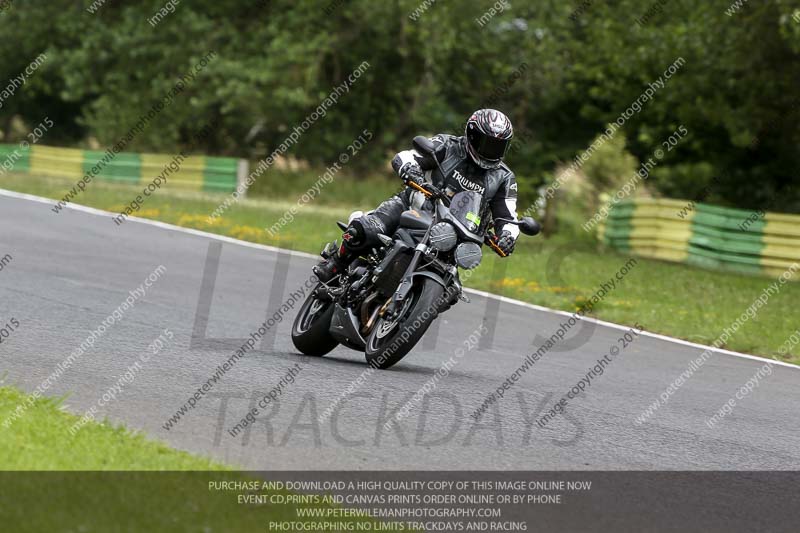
398, 161, 424, 186
496, 230, 516, 256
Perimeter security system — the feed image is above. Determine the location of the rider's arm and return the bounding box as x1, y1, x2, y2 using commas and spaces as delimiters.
390, 135, 447, 176
490, 171, 520, 241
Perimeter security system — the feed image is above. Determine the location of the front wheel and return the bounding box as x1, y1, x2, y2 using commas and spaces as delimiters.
291, 283, 338, 356
365, 278, 445, 369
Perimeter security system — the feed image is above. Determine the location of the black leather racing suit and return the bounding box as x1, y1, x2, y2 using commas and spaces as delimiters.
314, 133, 520, 283
357, 133, 520, 247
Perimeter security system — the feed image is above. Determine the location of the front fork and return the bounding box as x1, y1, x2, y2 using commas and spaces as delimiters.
387, 244, 462, 319
388, 242, 427, 317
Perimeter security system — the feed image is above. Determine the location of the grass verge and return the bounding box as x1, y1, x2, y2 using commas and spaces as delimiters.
1, 171, 798, 363
0, 385, 224, 470
0, 385, 376, 531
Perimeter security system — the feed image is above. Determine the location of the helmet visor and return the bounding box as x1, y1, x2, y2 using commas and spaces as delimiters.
470, 132, 510, 162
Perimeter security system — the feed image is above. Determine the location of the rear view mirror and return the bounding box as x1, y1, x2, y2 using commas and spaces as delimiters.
518, 217, 541, 236
412, 136, 436, 155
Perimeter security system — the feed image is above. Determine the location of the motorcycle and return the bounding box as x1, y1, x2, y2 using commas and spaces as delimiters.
291, 136, 541, 369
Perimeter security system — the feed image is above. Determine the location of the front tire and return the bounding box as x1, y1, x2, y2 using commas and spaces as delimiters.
291, 284, 338, 356
365, 278, 445, 369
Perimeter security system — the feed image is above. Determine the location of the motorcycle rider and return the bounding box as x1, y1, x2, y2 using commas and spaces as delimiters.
314, 108, 520, 283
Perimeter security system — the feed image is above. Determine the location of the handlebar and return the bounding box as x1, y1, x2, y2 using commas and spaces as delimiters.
406, 179, 507, 257
406, 180, 432, 196
406, 180, 449, 205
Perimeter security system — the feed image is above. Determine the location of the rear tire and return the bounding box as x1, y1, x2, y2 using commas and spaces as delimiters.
365, 278, 444, 369
291, 284, 339, 356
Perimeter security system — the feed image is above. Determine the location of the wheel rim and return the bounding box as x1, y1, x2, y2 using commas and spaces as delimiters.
375, 318, 397, 339
297, 296, 329, 334
368, 290, 418, 349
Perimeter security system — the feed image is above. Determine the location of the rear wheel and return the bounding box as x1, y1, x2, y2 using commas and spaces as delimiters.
365, 278, 444, 369
291, 284, 338, 356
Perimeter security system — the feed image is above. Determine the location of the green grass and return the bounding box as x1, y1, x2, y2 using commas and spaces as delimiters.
2, 171, 799, 363
0, 385, 224, 470
247, 167, 402, 208
0, 385, 377, 531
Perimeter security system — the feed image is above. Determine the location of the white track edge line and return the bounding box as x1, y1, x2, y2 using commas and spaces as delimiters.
3, 187, 797, 370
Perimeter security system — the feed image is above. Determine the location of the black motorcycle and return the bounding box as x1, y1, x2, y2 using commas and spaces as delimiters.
291, 136, 540, 369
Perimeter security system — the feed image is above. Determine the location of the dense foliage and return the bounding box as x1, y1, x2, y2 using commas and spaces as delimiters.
1, 0, 799, 210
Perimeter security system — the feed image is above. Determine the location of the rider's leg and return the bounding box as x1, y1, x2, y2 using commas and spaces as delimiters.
313, 195, 407, 282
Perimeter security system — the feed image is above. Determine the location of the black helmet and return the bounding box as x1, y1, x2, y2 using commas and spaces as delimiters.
465, 109, 513, 169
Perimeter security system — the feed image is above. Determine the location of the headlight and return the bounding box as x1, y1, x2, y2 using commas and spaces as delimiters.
454, 242, 482, 269
429, 222, 458, 252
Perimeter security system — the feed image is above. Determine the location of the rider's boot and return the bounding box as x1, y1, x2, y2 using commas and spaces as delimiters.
313, 247, 349, 282
313, 229, 358, 283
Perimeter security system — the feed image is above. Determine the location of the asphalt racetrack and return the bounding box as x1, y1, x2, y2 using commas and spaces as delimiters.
2, 189, 799, 470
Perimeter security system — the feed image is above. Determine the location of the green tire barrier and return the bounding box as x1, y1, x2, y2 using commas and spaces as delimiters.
0, 143, 31, 173
1, 143, 244, 193
598, 197, 800, 279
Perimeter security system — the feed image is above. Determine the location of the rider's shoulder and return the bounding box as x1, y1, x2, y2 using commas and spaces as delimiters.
432, 133, 461, 147
429, 133, 464, 158
433, 132, 459, 142
493, 161, 515, 180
